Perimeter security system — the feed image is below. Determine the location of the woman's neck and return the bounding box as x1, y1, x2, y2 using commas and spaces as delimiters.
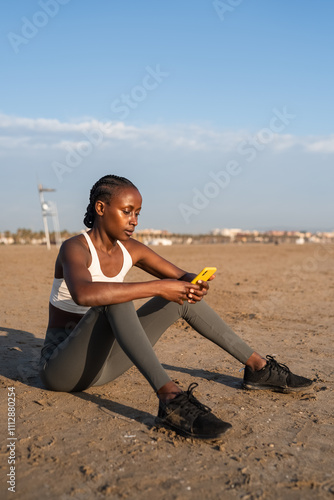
89, 227, 118, 253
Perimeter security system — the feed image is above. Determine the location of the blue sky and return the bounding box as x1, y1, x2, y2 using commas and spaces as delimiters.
1, 0, 333, 233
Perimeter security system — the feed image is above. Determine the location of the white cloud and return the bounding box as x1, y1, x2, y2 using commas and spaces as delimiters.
305, 136, 334, 153
1, 112, 334, 155
270, 134, 300, 151
0, 112, 333, 234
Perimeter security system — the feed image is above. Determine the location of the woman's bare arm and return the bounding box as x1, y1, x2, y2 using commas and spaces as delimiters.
60, 237, 201, 306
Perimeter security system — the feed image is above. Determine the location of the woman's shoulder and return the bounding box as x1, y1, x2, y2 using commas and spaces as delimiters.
121, 237, 158, 264
53, 234, 90, 277
59, 233, 90, 260
61, 233, 87, 248
121, 237, 145, 251
121, 237, 148, 260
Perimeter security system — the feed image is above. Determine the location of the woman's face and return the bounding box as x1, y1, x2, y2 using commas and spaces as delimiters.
96, 186, 142, 241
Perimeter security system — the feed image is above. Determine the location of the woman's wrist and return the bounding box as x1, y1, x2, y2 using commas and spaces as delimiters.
178, 272, 196, 282
150, 279, 164, 297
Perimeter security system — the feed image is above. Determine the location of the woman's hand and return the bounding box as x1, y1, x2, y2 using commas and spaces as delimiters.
159, 275, 215, 305
177, 272, 215, 304
158, 279, 202, 305
186, 280, 209, 303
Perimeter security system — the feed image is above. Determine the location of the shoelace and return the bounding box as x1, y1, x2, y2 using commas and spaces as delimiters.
266, 355, 291, 375
184, 383, 212, 415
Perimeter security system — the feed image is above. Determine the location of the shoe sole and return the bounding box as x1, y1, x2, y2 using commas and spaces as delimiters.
242, 381, 314, 393
155, 417, 232, 440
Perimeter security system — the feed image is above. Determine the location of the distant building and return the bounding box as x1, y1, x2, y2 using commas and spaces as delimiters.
0, 233, 14, 245
146, 238, 172, 246
211, 228, 242, 241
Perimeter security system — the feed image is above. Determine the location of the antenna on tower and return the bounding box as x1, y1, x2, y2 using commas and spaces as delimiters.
38, 184, 61, 250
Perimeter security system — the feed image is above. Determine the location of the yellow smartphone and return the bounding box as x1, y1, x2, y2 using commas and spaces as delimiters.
191, 267, 217, 284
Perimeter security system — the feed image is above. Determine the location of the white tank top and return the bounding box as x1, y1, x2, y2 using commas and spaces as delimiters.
49, 232, 133, 314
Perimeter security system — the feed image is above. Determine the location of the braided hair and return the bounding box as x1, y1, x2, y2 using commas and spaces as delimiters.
83, 175, 137, 228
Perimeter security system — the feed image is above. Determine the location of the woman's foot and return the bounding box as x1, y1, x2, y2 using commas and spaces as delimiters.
157, 380, 182, 404
245, 352, 267, 371
243, 355, 314, 392
156, 383, 232, 439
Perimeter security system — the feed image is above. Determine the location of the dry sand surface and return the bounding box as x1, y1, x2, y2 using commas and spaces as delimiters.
1, 243, 333, 500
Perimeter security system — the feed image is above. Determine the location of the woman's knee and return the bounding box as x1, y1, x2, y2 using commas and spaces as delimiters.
39, 366, 72, 392
105, 301, 135, 314
39, 358, 91, 393
39, 370, 91, 392
104, 301, 138, 324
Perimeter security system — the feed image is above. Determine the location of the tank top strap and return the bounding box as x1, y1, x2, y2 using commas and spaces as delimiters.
117, 240, 133, 270
82, 231, 102, 273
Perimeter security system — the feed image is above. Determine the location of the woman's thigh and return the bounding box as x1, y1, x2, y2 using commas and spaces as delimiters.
39, 307, 119, 392
40, 299, 181, 392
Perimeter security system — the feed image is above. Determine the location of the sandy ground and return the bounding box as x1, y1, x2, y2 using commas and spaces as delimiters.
0, 243, 333, 500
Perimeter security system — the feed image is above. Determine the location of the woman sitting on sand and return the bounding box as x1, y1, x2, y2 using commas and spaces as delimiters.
39, 174, 313, 440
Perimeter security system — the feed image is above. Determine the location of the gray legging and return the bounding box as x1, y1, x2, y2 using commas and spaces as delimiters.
39, 297, 254, 393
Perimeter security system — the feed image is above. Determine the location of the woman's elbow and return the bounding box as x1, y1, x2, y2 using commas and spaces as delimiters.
71, 288, 91, 306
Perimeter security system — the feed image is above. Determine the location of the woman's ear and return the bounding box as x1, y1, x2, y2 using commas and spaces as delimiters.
95, 200, 105, 216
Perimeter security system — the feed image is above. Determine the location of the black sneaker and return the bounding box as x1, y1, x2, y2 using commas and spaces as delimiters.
243, 355, 314, 393
155, 383, 232, 439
